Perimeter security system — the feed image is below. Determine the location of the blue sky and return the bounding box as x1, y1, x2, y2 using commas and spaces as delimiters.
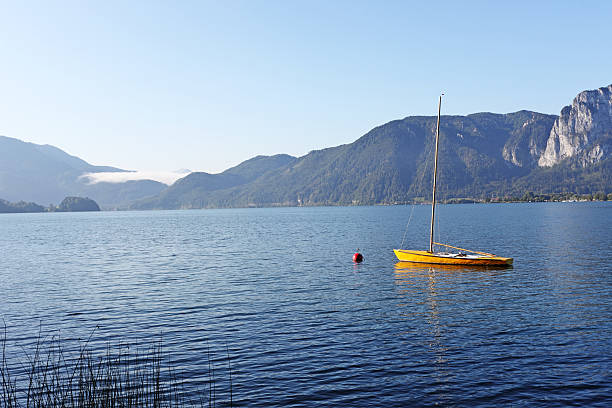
1, 0, 610, 174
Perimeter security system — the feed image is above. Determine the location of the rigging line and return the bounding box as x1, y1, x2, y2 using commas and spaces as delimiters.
417, 135, 435, 197
400, 203, 416, 249
436, 205, 441, 251
401, 119, 438, 249
425, 128, 438, 198
411, 124, 436, 199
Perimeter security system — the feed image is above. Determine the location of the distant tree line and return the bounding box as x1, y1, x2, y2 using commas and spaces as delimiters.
0, 197, 100, 213
444, 191, 612, 204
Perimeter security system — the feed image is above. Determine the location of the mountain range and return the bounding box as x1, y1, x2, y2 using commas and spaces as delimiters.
0, 136, 166, 208
132, 84, 611, 209
2, 84, 610, 210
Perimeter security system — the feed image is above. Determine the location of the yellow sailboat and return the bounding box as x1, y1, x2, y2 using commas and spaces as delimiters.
394, 95, 513, 266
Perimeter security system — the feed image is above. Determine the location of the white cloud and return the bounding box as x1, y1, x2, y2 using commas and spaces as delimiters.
80, 170, 190, 186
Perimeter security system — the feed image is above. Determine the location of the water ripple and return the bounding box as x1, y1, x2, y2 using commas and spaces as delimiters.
1, 203, 611, 406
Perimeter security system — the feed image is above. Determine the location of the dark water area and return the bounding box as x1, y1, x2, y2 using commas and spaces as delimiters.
1, 202, 611, 407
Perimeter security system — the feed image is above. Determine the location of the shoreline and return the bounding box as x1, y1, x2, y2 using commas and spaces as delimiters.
2, 193, 610, 214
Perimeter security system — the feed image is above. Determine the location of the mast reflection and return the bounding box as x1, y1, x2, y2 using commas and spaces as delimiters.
394, 263, 447, 366
393, 262, 511, 386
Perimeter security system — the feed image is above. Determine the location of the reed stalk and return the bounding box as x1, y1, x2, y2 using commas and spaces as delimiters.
0, 325, 232, 408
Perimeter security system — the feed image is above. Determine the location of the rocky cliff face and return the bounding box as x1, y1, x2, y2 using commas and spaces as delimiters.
502, 111, 555, 168
538, 85, 612, 167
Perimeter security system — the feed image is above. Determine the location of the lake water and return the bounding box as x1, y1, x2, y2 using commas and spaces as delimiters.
1, 202, 611, 407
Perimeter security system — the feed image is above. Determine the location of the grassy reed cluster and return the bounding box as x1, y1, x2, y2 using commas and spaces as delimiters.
1, 327, 232, 408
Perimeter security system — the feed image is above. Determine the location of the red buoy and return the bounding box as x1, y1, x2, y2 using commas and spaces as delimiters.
353, 252, 364, 263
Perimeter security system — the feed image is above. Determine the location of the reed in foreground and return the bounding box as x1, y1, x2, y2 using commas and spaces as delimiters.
1, 327, 232, 408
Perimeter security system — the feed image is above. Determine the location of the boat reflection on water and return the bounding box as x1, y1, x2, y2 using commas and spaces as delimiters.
394, 261, 513, 274
393, 262, 450, 382
392, 261, 513, 389
393, 261, 512, 301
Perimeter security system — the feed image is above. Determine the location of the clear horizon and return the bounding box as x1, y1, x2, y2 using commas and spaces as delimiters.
1, 0, 610, 175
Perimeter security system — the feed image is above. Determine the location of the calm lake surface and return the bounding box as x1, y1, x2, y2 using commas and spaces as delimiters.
1, 202, 611, 407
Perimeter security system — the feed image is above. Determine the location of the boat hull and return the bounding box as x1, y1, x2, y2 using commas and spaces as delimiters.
394, 249, 513, 266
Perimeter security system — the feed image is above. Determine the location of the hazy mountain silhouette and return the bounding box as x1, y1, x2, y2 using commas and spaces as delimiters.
3, 84, 610, 210
0, 136, 165, 207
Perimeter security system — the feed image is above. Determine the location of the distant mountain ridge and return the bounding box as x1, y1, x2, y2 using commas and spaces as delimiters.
131, 84, 611, 209
3, 84, 611, 210
130, 111, 561, 209
134, 154, 296, 209
0, 136, 166, 208
33, 142, 125, 173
